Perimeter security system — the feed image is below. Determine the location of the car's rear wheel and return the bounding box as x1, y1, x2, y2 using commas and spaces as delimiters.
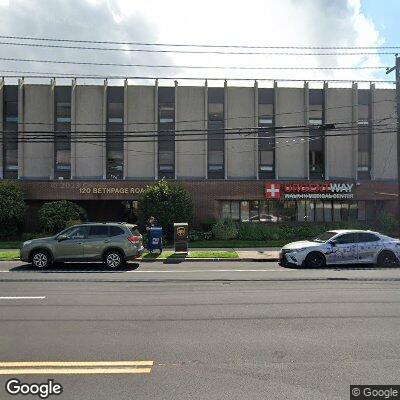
304, 252, 326, 269
31, 250, 51, 269
104, 250, 125, 269
377, 251, 399, 268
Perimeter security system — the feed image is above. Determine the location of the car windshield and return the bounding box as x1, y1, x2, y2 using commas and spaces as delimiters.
313, 231, 337, 243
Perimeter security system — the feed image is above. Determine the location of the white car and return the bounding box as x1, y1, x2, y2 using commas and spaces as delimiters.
279, 229, 400, 268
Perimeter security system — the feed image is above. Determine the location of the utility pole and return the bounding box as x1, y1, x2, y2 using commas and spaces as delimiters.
386, 55, 400, 236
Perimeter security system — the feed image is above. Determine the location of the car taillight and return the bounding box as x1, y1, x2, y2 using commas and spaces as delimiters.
127, 235, 140, 244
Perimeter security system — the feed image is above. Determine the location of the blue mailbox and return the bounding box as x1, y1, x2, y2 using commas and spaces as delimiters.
147, 227, 163, 253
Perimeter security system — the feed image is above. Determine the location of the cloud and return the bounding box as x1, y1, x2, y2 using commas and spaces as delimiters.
0, 0, 388, 86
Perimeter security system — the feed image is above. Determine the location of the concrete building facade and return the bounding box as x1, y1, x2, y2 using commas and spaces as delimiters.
0, 78, 397, 229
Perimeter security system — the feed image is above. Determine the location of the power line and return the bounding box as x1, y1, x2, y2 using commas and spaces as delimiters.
4, 119, 396, 138
1, 35, 400, 50
0, 41, 397, 56
0, 57, 389, 70
0, 72, 395, 83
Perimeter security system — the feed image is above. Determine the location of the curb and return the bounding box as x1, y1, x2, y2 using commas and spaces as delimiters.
140, 257, 279, 263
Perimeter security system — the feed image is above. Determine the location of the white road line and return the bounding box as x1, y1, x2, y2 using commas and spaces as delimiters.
129, 269, 294, 273
0, 296, 46, 300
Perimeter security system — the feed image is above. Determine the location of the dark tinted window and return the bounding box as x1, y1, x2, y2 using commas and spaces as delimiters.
88, 226, 109, 238
109, 226, 125, 236
356, 233, 380, 243
335, 233, 355, 244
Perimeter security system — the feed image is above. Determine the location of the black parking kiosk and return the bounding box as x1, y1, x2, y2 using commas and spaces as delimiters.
174, 223, 188, 253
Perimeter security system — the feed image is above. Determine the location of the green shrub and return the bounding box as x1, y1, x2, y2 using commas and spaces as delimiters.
200, 219, 217, 232
188, 230, 203, 242
212, 218, 238, 240
138, 179, 193, 239
65, 219, 82, 228
38, 201, 87, 234
376, 211, 398, 237
21, 232, 51, 241
0, 182, 26, 238
203, 231, 213, 240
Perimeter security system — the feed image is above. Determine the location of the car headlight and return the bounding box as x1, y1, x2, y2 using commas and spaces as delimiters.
22, 240, 32, 246
285, 248, 307, 253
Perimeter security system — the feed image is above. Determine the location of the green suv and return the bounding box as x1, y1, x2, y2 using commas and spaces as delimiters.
20, 223, 144, 269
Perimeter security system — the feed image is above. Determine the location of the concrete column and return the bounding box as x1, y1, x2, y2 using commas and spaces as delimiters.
49, 79, 55, 180
370, 82, 375, 180
123, 79, 128, 179
224, 79, 228, 180
204, 80, 208, 179
274, 80, 279, 179
71, 78, 77, 179
323, 81, 329, 180
352, 82, 358, 180
304, 81, 309, 180
254, 80, 259, 179
154, 79, 159, 180
102, 79, 107, 180
0, 78, 4, 179
174, 80, 178, 180
17, 78, 24, 179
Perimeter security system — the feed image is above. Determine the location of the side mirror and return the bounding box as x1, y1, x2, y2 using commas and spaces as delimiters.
329, 240, 337, 247
57, 234, 68, 242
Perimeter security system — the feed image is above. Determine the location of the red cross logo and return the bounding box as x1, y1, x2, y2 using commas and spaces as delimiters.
264, 183, 281, 199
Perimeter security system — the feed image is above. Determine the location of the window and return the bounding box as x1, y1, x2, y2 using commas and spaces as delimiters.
65, 226, 88, 240
88, 225, 109, 238
107, 87, 124, 180
54, 86, 71, 180
109, 226, 125, 237
258, 89, 275, 179
309, 89, 325, 180
356, 232, 380, 243
3, 85, 18, 179
158, 87, 175, 179
357, 90, 371, 180
208, 88, 224, 179
335, 233, 355, 244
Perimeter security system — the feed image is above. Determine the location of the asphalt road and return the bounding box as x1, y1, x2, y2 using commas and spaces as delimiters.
0, 261, 399, 400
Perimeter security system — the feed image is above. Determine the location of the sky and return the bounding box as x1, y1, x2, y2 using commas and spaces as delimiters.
0, 0, 397, 87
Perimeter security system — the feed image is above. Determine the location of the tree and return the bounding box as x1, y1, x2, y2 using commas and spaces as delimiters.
38, 200, 87, 234
0, 182, 26, 238
138, 180, 193, 238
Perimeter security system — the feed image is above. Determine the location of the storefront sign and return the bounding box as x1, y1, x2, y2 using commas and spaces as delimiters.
265, 182, 355, 200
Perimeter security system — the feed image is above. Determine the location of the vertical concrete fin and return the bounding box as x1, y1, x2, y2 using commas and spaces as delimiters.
17, 78, 24, 179
204, 79, 208, 179
370, 82, 375, 180
49, 79, 55, 180
174, 80, 178, 180
154, 79, 158, 180
254, 80, 259, 179
70, 78, 77, 179
324, 81, 329, 180
102, 79, 108, 180
352, 82, 358, 179
0, 77, 4, 179
224, 79, 228, 180
304, 81, 309, 180
123, 78, 128, 179
274, 80, 278, 179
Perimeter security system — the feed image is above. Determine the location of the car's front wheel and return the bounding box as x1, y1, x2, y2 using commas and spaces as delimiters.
104, 250, 125, 270
377, 251, 399, 268
31, 250, 51, 269
304, 252, 326, 268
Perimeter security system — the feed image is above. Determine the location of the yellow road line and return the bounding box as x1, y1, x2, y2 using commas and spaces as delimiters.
0, 367, 152, 375
0, 361, 154, 367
